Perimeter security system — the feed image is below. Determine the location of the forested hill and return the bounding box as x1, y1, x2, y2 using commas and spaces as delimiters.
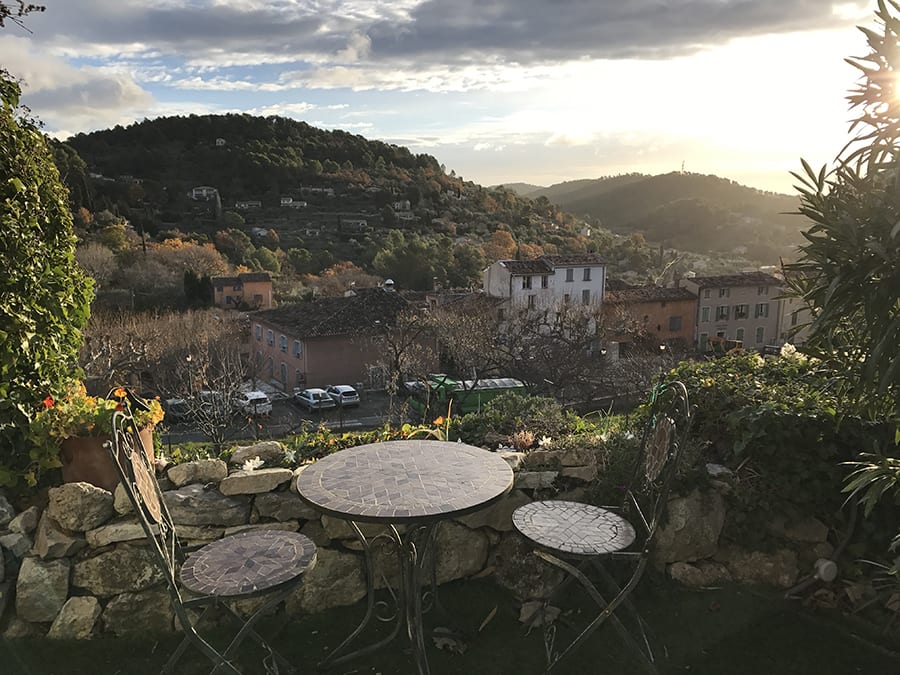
514, 172, 805, 260
64, 113, 452, 200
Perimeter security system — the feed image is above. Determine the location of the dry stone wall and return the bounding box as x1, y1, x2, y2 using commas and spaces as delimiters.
0, 441, 824, 639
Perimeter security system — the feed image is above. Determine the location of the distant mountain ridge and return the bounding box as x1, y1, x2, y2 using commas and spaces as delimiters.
505, 172, 803, 260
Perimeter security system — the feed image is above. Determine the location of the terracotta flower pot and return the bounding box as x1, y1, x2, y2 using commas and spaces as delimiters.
59, 428, 155, 493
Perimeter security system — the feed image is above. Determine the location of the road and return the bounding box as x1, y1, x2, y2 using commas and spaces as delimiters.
157, 392, 397, 445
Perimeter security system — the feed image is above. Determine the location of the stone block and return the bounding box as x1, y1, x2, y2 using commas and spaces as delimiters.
222, 521, 299, 536
559, 465, 598, 482
33, 512, 87, 559
167, 459, 228, 488
73, 545, 164, 596
0, 493, 15, 528
85, 518, 148, 547
9, 506, 40, 534
46, 483, 114, 532
0, 532, 32, 558
48, 596, 101, 639
229, 441, 286, 465
669, 561, 733, 587
654, 488, 725, 564
254, 491, 319, 521
514, 471, 558, 490
455, 489, 531, 532
102, 589, 175, 635
15, 557, 70, 622
219, 468, 293, 495
286, 548, 365, 615
163, 484, 250, 526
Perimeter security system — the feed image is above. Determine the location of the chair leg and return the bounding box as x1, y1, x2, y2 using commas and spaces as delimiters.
590, 559, 657, 663
534, 551, 657, 675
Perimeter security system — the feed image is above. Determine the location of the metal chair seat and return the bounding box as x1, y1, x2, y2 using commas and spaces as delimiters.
513, 500, 636, 556
512, 380, 692, 675
105, 393, 317, 674
181, 530, 316, 597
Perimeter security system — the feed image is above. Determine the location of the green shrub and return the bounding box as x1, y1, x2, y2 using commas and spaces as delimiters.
0, 73, 94, 487
670, 354, 896, 548
450, 392, 585, 446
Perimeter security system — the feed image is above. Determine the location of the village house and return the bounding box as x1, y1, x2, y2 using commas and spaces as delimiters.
482, 254, 607, 309
603, 285, 698, 357
251, 286, 438, 391
682, 271, 783, 352
211, 272, 274, 310
189, 185, 218, 200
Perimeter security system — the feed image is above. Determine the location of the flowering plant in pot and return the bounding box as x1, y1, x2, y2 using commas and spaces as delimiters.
29, 383, 164, 490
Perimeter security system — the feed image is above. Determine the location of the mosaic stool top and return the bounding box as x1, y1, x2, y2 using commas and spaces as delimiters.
180, 530, 316, 597
513, 500, 636, 556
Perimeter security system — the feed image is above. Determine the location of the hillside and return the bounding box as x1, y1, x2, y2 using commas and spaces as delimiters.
527, 172, 805, 260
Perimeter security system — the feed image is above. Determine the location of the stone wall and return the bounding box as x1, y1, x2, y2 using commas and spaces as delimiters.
0, 442, 829, 639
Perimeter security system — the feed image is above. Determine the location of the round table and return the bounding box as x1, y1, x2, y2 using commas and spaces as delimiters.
296, 440, 514, 675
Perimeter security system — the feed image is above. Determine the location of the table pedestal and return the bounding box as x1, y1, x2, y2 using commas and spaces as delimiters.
320, 520, 446, 675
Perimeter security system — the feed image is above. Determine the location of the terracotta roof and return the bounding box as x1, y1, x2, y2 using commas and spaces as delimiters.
605, 278, 634, 291
254, 287, 409, 337
605, 286, 698, 304
541, 253, 606, 266
498, 253, 606, 276
501, 259, 553, 275
686, 271, 782, 288
211, 271, 272, 288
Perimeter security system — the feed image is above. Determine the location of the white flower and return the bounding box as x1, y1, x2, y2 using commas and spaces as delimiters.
538, 436, 553, 447
242, 456, 264, 472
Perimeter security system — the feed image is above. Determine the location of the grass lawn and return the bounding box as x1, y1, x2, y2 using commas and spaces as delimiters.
2, 578, 897, 674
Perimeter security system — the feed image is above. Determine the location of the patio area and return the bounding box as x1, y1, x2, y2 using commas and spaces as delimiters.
3, 578, 897, 674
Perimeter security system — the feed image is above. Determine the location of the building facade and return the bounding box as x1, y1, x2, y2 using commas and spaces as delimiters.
211, 272, 274, 310
603, 285, 698, 354
682, 272, 782, 351
251, 287, 438, 391
482, 254, 607, 309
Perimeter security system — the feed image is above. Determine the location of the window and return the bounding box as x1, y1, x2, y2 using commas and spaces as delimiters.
582, 289, 591, 305
293, 340, 302, 358
583, 268, 591, 281
225, 295, 233, 305
669, 315, 682, 331
703, 289, 711, 299
266, 329, 274, 346
718, 288, 730, 298
280, 363, 287, 386
758, 286, 769, 295
255, 324, 262, 340
295, 369, 305, 385
754, 302, 769, 318
699, 333, 708, 351
279, 335, 287, 352
734, 304, 749, 319
498, 308, 505, 320
716, 330, 726, 338
791, 311, 799, 326
756, 326, 765, 344
715, 305, 729, 321
735, 327, 745, 342
527, 295, 535, 308
565, 268, 574, 282
563, 293, 570, 303
522, 276, 532, 290
541, 275, 549, 289
700, 306, 710, 323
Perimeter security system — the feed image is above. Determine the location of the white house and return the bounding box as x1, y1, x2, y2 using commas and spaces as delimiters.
482, 254, 607, 309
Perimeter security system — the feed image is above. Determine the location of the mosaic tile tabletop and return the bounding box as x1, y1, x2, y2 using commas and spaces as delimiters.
180, 530, 316, 597
513, 500, 637, 556
296, 440, 514, 523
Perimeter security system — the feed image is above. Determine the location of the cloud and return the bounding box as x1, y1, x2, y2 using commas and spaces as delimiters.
27, 0, 853, 70
0, 35, 154, 131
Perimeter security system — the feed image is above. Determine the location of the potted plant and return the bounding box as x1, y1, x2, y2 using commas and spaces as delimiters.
30, 383, 164, 491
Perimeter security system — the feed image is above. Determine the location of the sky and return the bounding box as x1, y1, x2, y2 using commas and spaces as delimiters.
0, 1, 881, 194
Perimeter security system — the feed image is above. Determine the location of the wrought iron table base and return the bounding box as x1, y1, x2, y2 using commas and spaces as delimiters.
319, 520, 449, 675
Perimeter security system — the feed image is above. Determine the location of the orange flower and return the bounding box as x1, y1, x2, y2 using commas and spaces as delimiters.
432, 416, 445, 426
43, 396, 55, 409
113, 387, 127, 399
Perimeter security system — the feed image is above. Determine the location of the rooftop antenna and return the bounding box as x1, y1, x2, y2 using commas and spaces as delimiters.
680, 161, 685, 174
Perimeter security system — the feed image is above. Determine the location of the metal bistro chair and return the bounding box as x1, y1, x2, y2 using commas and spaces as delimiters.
105, 393, 317, 674
512, 380, 692, 673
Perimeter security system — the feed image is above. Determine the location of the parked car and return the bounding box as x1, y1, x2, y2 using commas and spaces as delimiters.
163, 397, 191, 422
235, 391, 272, 416
294, 387, 336, 411
325, 385, 360, 407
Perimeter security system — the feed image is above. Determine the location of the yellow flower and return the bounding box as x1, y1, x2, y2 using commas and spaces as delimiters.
432, 416, 445, 426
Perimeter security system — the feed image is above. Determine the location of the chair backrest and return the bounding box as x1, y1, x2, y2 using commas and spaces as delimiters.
623, 380, 692, 551
105, 405, 184, 592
